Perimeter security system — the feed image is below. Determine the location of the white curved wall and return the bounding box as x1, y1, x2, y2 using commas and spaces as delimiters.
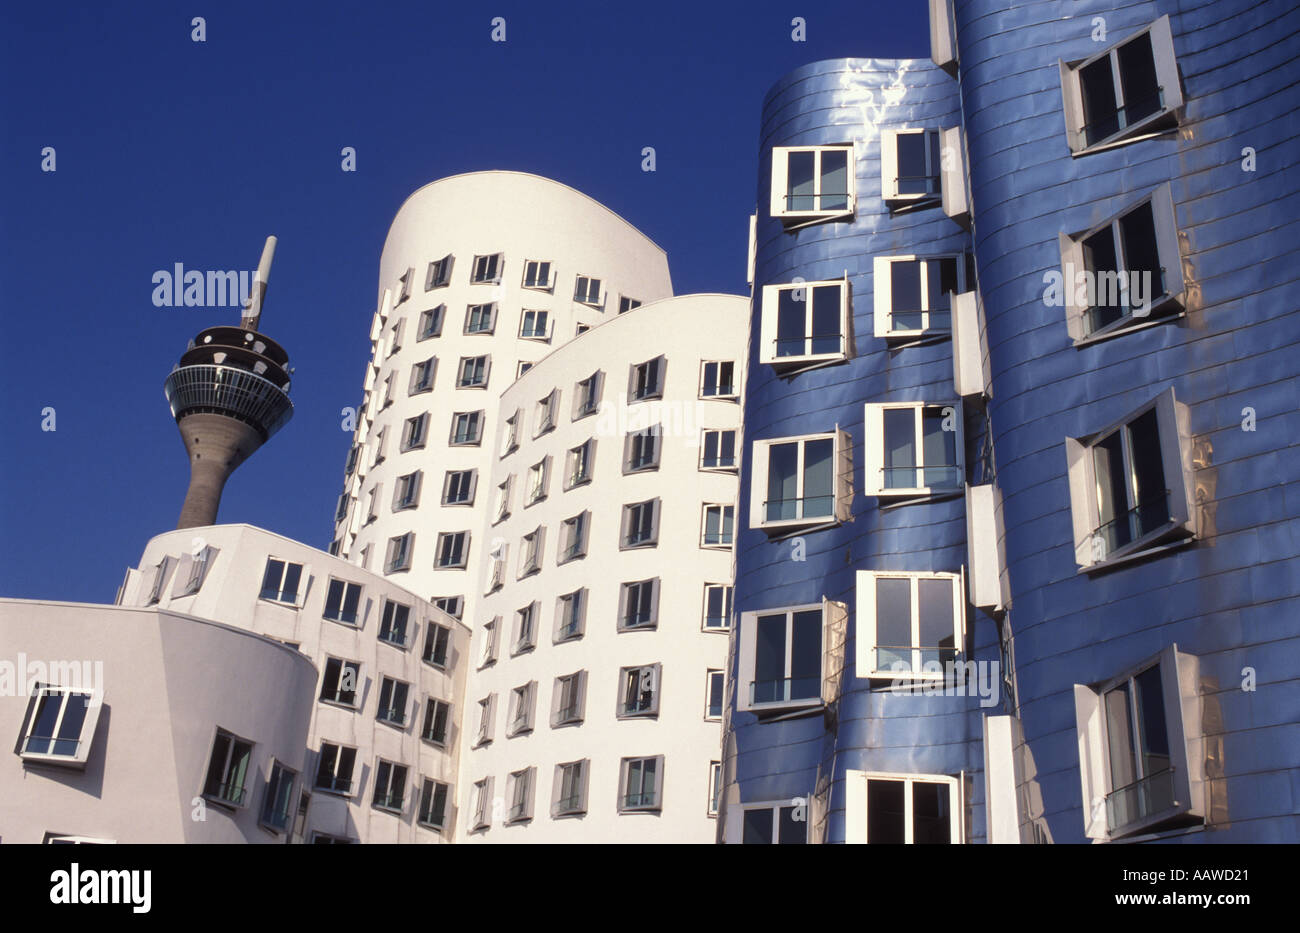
461, 294, 747, 842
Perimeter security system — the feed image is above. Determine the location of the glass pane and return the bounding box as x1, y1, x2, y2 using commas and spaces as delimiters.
778, 805, 807, 844
922, 408, 958, 488
883, 408, 916, 489
1127, 409, 1169, 538
1104, 683, 1137, 794
786, 151, 816, 211
896, 132, 929, 195
790, 609, 822, 701
912, 782, 952, 844
918, 578, 955, 669
819, 148, 849, 211
1133, 665, 1171, 778
1092, 431, 1130, 553
810, 285, 842, 355
867, 779, 906, 844
927, 257, 959, 330
743, 808, 774, 844
765, 443, 799, 521
776, 288, 806, 358
1117, 32, 1160, 125
1080, 56, 1120, 145
890, 260, 923, 331
802, 438, 834, 518
875, 578, 912, 673
754, 613, 787, 704
260, 559, 283, 599
282, 563, 302, 601
1119, 202, 1162, 303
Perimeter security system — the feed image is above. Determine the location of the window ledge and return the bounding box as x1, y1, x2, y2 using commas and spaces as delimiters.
318, 698, 360, 712
1072, 306, 1185, 348
1079, 528, 1195, 575
876, 489, 963, 510
764, 354, 849, 376
1070, 115, 1179, 158
882, 331, 951, 348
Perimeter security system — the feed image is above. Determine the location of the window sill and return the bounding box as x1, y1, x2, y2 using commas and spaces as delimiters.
1072, 306, 1185, 348
875, 489, 963, 509
1069, 113, 1179, 158
371, 802, 404, 816
318, 698, 361, 712
421, 658, 449, 672
700, 393, 739, 402
420, 736, 449, 750
375, 717, 408, 731
312, 786, 355, 800
617, 623, 658, 633
762, 353, 848, 375
774, 209, 854, 230
619, 541, 659, 551
1079, 527, 1195, 575
432, 564, 466, 572
20, 751, 90, 770
417, 820, 447, 833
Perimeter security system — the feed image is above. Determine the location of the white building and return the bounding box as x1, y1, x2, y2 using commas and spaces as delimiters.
461, 294, 747, 842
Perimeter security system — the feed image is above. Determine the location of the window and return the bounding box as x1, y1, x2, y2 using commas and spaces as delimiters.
432, 595, 463, 620
702, 504, 735, 548
507, 768, 535, 823
618, 664, 661, 718
418, 779, 450, 830
377, 677, 410, 726
751, 430, 853, 531
535, 389, 558, 435
456, 355, 490, 388
487, 541, 508, 593
366, 484, 382, 522
1065, 387, 1196, 570
518, 527, 544, 578
520, 309, 550, 340
553, 760, 589, 817
880, 128, 942, 205
522, 259, 553, 290
410, 357, 436, 394
334, 492, 351, 524
475, 694, 496, 746
450, 410, 483, 446
863, 403, 963, 498
758, 277, 852, 370
513, 602, 539, 654
565, 439, 594, 488
573, 370, 602, 419
203, 729, 253, 807
618, 296, 641, 314
619, 578, 660, 631
343, 444, 360, 477
1074, 645, 1203, 840
421, 698, 451, 747
508, 682, 537, 737
873, 254, 972, 338
619, 756, 664, 812
552, 672, 586, 726
706, 670, 725, 720
736, 599, 848, 713
1058, 184, 1184, 343
575, 322, 590, 335
741, 804, 808, 844
393, 471, 422, 510
372, 428, 387, 465
176, 546, 215, 597
770, 144, 854, 223
378, 599, 411, 647
442, 469, 477, 505
700, 360, 737, 398
386, 533, 414, 573
464, 302, 497, 335
425, 255, 452, 290
372, 759, 407, 813
315, 743, 357, 795
623, 425, 661, 473
500, 409, 520, 456
709, 762, 723, 817
381, 372, 395, 408
423, 622, 451, 669
327, 538, 342, 557
700, 429, 737, 471
401, 413, 428, 451
310, 832, 352, 845
418, 304, 445, 339
319, 657, 361, 707
434, 531, 468, 569
259, 558, 304, 604
1059, 15, 1183, 155
628, 355, 665, 402
323, 578, 362, 625
470, 252, 503, 284
703, 583, 733, 630
387, 319, 404, 355
17, 685, 101, 766
856, 571, 964, 679
558, 511, 589, 564
525, 458, 550, 505
619, 497, 661, 548
494, 476, 512, 523
517, 360, 534, 378
261, 762, 296, 832
845, 772, 961, 844
573, 274, 601, 306
555, 589, 587, 642
471, 777, 494, 830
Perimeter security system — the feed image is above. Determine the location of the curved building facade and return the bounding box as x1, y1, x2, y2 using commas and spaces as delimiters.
462, 294, 747, 842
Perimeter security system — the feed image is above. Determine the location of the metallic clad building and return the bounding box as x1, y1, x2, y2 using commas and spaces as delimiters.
721, 0, 1300, 844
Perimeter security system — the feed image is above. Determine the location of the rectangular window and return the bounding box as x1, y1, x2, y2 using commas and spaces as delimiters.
418, 304, 445, 339
464, 302, 497, 335
621, 498, 661, 548
518, 360, 534, 378
387, 319, 404, 355
432, 595, 463, 620
401, 413, 429, 451
386, 533, 414, 573
701, 429, 738, 471
709, 762, 723, 817
494, 476, 512, 523
500, 409, 520, 457
751, 430, 852, 530
176, 546, 215, 597
872, 254, 971, 338
703, 583, 733, 630
472, 777, 494, 830
553, 672, 586, 726
442, 468, 477, 505
18, 685, 101, 766
526, 458, 550, 505
260, 762, 296, 832
513, 602, 538, 654
425, 255, 452, 290
487, 541, 508, 593
522, 259, 553, 290
393, 471, 422, 511
573, 370, 602, 419
475, 695, 496, 746
410, 357, 436, 394
535, 389, 558, 435
507, 767, 535, 823
518, 527, 544, 578
470, 253, 503, 284
259, 558, 304, 604
418, 778, 450, 830
770, 145, 854, 222
423, 622, 451, 669
759, 278, 852, 370
434, 531, 469, 569
376, 677, 410, 726
372, 428, 387, 465
553, 760, 589, 817
558, 511, 589, 563
372, 759, 408, 813
574, 275, 602, 306
1060, 15, 1182, 155
736, 599, 848, 714
619, 578, 660, 631
618, 664, 661, 718
508, 682, 537, 737
555, 589, 587, 642
378, 599, 411, 647
706, 670, 725, 719
520, 309, 550, 340
619, 756, 664, 812
319, 657, 361, 707
881, 128, 942, 204
628, 355, 665, 401
856, 571, 964, 678
202, 729, 254, 807
863, 403, 963, 497
618, 296, 641, 314
741, 804, 808, 844
333, 493, 351, 524
343, 444, 360, 477
846, 772, 961, 844
700, 360, 737, 399
623, 425, 662, 473
314, 742, 357, 795
450, 410, 483, 446
456, 355, 490, 388
480, 617, 500, 667
323, 578, 362, 625
565, 439, 594, 488
701, 504, 735, 548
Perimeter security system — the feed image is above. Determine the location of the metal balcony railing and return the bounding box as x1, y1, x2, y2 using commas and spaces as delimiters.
164, 364, 293, 439
1106, 767, 1176, 833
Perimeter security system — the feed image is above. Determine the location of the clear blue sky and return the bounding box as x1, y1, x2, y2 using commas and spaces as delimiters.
0, 0, 928, 602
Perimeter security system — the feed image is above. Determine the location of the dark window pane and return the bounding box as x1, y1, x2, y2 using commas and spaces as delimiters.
776, 289, 806, 357
876, 577, 912, 672
802, 438, 834, 518
1092, 431, 1130, 552
918, 578, 955, 669
743, 808, 774, 844
766, 443, 799, 521
896, 132, 929, 195
1080, 56, 1120, 144
883, 408, 916, 488
1117, 32, 1160, 125
754, 613, 787, 704
778, 805, 807, 844
1119, 203, 1161, 301
810, 285, 842, 355
1127, 408, 1169, 537
867, 779, 906, 844
912, 782, 952, 844
890, 259, 923, 331
786, 151, 816, 211
790, 609, 823, 700
819, 149, 849, 211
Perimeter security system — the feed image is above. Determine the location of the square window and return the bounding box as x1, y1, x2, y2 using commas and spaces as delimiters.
863, 403, 964, 498
751, 431, 853, 531
758, 278, 852, 370
456, 355, 491, 388
376, 677, 410, 727
623, 425, 662, 473
425, 255, 453, 290
314, 742, 357, 795
619, 756, 664, 812
565, 439, 595, 489
434, 531, 469, 569
393, 471, 422, 511
449, 410, 483, 447
618, 665, 660, 718
418, 778, 450, 830
574, 275, 602, 306
736, 599, 848, 714
701, 504, 735, 548
372, 759, 408, 813
554, 589, 587, 643
378, 599, 411, 647
401, 413, 429, 451
432, 595, 463, 620
706, 670, 725, 720
418, 304, 445, 339
470, 253, 503, 284
573, 370, 603, 419
700, 360, 737, 399
558, 511, 589, 564
520, 309, 550, 340
259, 558, 304, 604
739, 803, 807, 844
845, 771, 961, 844
619, 578, 660, 631
553, 759, 589, 817
409, 357, 437, 394
621, 498, 660, 549
880, 128, 942, 206
856, 571, 964, 678
703, 583, 733, 630
423, 622, 451, 669
522, 259, 553, 291
770, 145, 855, 223
700, 429, 738, 471
628, 355, 665, 402
386, 533, 414, 573
319, 657, 361, 707
323, 578, 362, 625
202, 729, 254, 807
442, 469, 477, 506
464, 302, 497, 335
873, 254, 972, 339
17, 684, 101, 767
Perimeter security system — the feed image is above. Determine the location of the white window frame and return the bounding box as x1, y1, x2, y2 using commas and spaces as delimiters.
470, 252, 503, 285
708, 761, 723, 817
422, 621, 451, 669
620, 497, 661, 549
202, 728, 255, 808
500, 408, 520, 457
701, 503, 735, 549
409, 356, 436, 394
322, 577, 363, 626
520, 309, 551, 341
553, 759, 589, 817
617, 663, 662, 719
758, 276, 853, 371
506, 767, 536, 823
844, 771, 963, 844
558, 511, 590, 564
573, 370, 603, 420
456, 355, 490, 389
372, 759, 408, 814
386, 533, 413, 573
375, 676, 410, 727
618, 577, 661, 631
319, 657, 361, 708
700, 428, 738, 472
417, 304, 445, 339
705, 669, 725, 721
769, 144, 856, 223
618, 756, 665, 813
703, 583, 733, 631
314, 742, 358, 797
736, 599, 848, 714
425, 255, 453, 291
518, 527, 544, 579
872, 254, 971, 339
433, 531, 468, 570
749, 429, 854, 533
628, 355, 666, 402
463, 302, 497, 335
623, 424, 662, 473
521, 259, 554, 291
880, 127, 943, 206
479, 617, 500, 667
421, 697, 451, 747
441, 468, 477, 506
863, 402, 965, 499
259, 557, 307, 606
855, 570, 966, 680
378, 599, 411, 648
565, 439, 595, 489
573, 274, 602, 307
525, 457, 550, 506
700, 360, 738, 399
535, 388, 559, 436
400, 412, 428, 451
418, 778, 450, 831
493, 475, 512, 524
475, 694, 496, 747
513, 601, 539, 654
393, 470, 421, 511
618, 296, 641, 314
471, 777, 494, 830
17, 684, 103, 767
507, 682, 537, 738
